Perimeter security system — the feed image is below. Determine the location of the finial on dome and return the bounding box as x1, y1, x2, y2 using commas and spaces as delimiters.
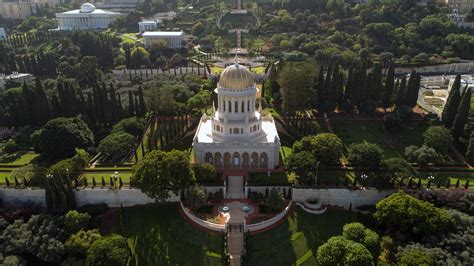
234, 51, 240, 66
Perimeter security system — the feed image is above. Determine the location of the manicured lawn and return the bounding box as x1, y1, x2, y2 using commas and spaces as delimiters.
118, 204, 223, 266
247, 208, 372, 266
0, 151, 39, 165
417, 172, 474, 188
331, 120, 429, 158
248, 171, 295, 186
81, 171, 132, 186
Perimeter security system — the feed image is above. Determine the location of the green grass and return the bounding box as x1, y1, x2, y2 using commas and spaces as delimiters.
247, 208, 372, 266
81, 171, 132, 186
331, 120, 429, 158
0, 151, 39, 165
118, 204, 223, 266
248, 171, 295, 185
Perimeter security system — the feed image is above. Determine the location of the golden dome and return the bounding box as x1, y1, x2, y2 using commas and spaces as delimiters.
218, 63, 254, 89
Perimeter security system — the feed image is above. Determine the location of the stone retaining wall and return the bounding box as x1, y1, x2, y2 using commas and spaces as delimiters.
292, 188, 395, 210
0, 188, 180, 207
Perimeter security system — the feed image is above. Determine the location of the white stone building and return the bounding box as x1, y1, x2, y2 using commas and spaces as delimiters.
55, 3, 121, 31
0, 72, 34, 91
138, 20, 159, 33
0, 28, 6, 40
193, 62, 281, 170
142, 31, 184, 49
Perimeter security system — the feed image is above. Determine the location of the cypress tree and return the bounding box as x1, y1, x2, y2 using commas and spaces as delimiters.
466, 133, 474, 163
370, 63, 383, 106
344, 66, 354, 109
395, 76, 407, 106
5, 177, 10, 187
382, 62, 395, 110
101, 176, 106, 187
451, 87, 471, 139
455, 179, 460, 188
315, 66, 325, 112
128, 90, 135, 117
465, 179, 469, 189
92, 177, 96, 187
119, 177, 123, 188
138, 86, 146, 116
442, 75, 462, 128
405, 71, 420, 108
109, 83, 119, 122
33, 77, 51, 124
134, 97, 140, 117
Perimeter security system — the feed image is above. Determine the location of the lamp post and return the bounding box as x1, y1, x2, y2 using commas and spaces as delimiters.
360, 174, 368, 187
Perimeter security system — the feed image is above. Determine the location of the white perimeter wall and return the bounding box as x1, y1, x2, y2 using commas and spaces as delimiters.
292, 188, 395, 210
2, 187, 395, 210
0, 188, 179, 208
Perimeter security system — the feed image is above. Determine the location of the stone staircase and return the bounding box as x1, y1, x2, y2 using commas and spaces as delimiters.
228, 231, 244, 266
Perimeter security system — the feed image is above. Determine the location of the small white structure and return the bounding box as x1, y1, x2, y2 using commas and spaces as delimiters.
55, 3, 121, 31
193, 62, 281, 170
0, 28, 6, 40
448, 74, 474, 92
142, 31, 184, 49
138, 20, 158, 33
155, 11, 177, 21
0, 72, 34, 91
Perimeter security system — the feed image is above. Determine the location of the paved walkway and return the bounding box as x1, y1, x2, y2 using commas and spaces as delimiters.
227, 176, 245, 199
227, 201, 247, 266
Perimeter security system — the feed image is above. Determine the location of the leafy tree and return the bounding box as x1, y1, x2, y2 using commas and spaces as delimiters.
191, 21, 205, 36
381, 158, 417, 184
98, 131, 135, 161
1, 214, 66, 263
4, 139, 18, 154
442, 75, 462, 128
187, 90, 211, 112
285, 151, 318, 185
277, 61, 316, 115
397, 246, 434, 266
112, 117, 146, 137
64, 210, 91, 234
394, 105, 413, 122
423, 126, 453, 154
184, 185, 207, 211
374, 191, 453, 238
131, 150, 195, 201
347, 142, 384, 170
3, 255, 27, 266
316, 236, 374, 266
86, 234, 130, 266
292, 133, 343, 164
265, 188, 285, 212
65, 229, 102, 256
383, 113, 402, 132
342, 222, 380, 258
193, 163, 217, 182
130, 46, 149, 68
451, 88, 471, 139
405, 145, 440, 167
38, 117, 94, 159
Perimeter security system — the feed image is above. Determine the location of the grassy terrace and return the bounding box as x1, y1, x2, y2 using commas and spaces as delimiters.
117, 205, 222, 266
247, 208, 372, 266
330, 120, 464, 164
0, 151, 39, 165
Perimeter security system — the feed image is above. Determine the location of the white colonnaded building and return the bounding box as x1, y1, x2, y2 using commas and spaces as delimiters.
55, 3, 121, 31
142, 31, 184, 49
193, 62, 281, 170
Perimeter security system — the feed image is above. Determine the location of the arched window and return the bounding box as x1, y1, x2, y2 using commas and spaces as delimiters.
233, 128, 240, 134
240, 128, 243, 134
247, 100, 250, 111
228, 101, 232, 112
235, 101, 238, 113
241, 101, 245, 113
253, 125, 257, 131
223, 99, 225, 111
